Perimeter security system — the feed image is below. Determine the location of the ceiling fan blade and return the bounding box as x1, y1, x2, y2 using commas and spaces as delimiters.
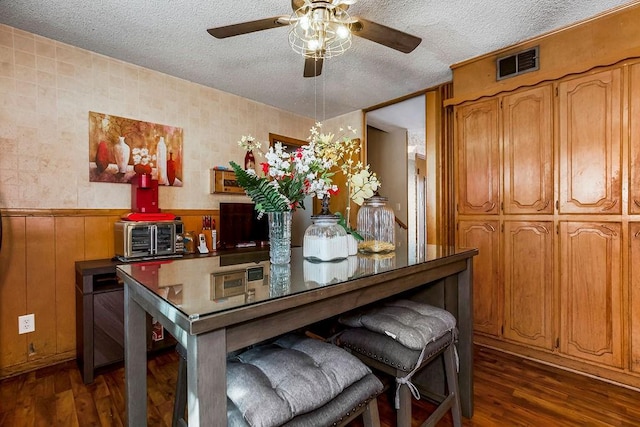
351, 17, 421, 53
304, 57, 323, 78
292, 0, 306, 11
207, 17, 288, 39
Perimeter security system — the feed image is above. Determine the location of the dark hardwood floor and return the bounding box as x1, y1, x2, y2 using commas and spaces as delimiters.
1, 345, 639, 426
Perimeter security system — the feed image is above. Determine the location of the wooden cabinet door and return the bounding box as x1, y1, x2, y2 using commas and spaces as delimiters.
630, 64, 640, 214
503, 221, 554, 350
559, 221, 623, 367
455, 99, 500, 215
502, 86, 553, 214
631, 223, 640, 373
557, 69, 622, 214
457, 220, 502, 336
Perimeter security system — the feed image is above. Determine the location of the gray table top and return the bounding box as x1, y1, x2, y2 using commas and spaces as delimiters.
117, 245, 473, 322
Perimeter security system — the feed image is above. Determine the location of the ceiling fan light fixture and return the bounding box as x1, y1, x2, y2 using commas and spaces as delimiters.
289, 1, 352, 59
336, 24, 350, 39
299, 15, 310, 30
307, 38, 322, 51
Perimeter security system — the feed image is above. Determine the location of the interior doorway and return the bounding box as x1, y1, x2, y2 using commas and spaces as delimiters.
365, 94, 426, 260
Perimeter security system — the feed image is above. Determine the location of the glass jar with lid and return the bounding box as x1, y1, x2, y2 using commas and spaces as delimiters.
303, 212, 349, 262
356, 194, 395, 253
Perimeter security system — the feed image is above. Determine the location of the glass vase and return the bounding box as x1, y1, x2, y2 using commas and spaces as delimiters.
267, 211, 292, 264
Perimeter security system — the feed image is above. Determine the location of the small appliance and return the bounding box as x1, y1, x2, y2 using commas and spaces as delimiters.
131, 173, 159, 213
114, 220, 184, 261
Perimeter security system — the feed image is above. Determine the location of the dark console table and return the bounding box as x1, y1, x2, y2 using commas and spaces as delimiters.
75, 258, 177, 383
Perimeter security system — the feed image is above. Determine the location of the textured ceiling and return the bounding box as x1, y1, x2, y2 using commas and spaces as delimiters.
0, 0, 635, 121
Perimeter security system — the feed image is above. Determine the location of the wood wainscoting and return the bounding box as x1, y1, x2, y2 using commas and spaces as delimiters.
0, 208, 218, 379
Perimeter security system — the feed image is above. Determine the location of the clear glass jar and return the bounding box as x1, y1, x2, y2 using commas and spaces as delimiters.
356, 195, 395, 253
183, 231, 196, 254
303, 214, 348, 262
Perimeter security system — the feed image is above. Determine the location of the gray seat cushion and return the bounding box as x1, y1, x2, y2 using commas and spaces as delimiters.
337, 326, 455, 372
226, 334, 383, 427
338, 299, 456, 351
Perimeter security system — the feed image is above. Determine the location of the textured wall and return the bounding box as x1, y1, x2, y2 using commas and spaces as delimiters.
0, 24, 318, 211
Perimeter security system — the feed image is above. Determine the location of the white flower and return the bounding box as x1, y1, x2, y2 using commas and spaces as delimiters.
238, 135, 262, 151
131, 146, 153, 166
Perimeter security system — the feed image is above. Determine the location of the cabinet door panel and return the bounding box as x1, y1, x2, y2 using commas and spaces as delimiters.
558, 69, 622, 214
631, 223, 640, 373
503, 86, 553, 214
458, 220, 501, 336
456, 99, 500, 215
559, 221, 622, 367
630, 64, 640, 214
503, 221, 554, 350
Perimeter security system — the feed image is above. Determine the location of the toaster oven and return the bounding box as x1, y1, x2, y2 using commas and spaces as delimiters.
114, 220, 184, 261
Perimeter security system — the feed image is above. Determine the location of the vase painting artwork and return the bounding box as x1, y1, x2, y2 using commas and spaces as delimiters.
88, 111, 184, 186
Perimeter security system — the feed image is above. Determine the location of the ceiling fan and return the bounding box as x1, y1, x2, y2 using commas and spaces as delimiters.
207, 0, 422, 78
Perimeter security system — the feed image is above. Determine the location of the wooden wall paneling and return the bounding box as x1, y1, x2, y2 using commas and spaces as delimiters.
630, 63, 640, 214
181, 215, 199, 237
502, 85, 554, 214
455, 99, 500, 215
55, 217, 85, 354
631, 223, 640, 373
83, 216, 119, 260
557, 68, 622, 214
457, 220, 502, 337
25, 216, 57, 361
559, 221, 623, 368
0, 216, 28, 368
503, 221, 554, 350
181, 213, 220, 250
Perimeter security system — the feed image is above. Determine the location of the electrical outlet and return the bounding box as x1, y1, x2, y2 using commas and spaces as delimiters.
18, 314, 35, 334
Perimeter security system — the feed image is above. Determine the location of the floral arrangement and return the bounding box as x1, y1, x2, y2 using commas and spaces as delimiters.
311, 123, 381, 235
232, 124, 380, 228
230, 135, 337, 215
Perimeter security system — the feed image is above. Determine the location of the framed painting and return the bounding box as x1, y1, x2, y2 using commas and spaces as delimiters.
88, 112, 184, 186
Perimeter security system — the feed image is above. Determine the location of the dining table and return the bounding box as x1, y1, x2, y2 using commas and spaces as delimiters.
117, 245, 478, 426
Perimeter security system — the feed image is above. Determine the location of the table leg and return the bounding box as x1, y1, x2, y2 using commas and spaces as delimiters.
186, 328, 227, 426
124, 283, 148, 426
456, 258, 474, 418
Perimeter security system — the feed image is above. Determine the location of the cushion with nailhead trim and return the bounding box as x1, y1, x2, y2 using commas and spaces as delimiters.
338, 328, 454, 372
338, 300, 456, 351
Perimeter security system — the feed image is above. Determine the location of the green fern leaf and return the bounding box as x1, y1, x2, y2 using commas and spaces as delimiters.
229, 162, 289, 212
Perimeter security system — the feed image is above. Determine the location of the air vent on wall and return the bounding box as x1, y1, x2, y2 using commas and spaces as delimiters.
496, 46, 539, 80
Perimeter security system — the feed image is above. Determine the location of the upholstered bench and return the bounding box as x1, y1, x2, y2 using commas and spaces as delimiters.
336, 299, 462, 427
173, 334, 383, 427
